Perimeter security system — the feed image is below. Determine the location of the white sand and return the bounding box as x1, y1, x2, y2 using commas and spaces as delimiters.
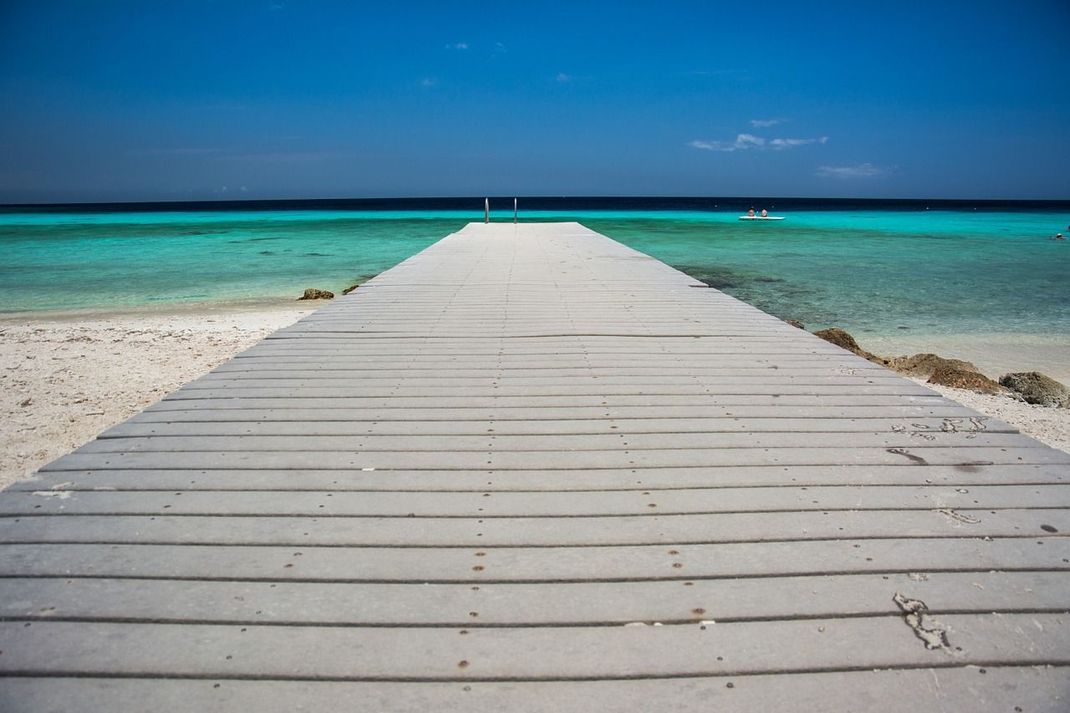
0, 304, 313, 490
908, 379, 1070, 454
1, 307, 1068, 490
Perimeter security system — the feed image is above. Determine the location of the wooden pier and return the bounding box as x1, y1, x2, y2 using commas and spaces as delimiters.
1, 222, 1067, 710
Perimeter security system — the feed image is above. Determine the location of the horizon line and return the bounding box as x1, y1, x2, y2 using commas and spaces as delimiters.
3, 194, 1070, 210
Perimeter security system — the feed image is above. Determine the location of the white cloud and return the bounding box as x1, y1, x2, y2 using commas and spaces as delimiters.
445, 42, 469, 50
419, 77, 437, 88
555, 72, 572, 83
750, 118, 784, 128
769, 136, 828, 149
687, 134, 762, 151
816, 163, 886, 178
689, 133, 827, 152
688, 140, 720, 151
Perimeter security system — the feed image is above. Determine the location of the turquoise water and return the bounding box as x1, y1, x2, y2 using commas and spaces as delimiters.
0, 211, 464, 311
1, 208, 1067, 340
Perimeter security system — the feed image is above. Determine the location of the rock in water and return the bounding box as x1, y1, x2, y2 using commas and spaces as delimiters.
813, 327, 888, 365
890, 353, 979, 379
342, 284, 360, 295
999, 372, 1070, 407
928, 365, 1001, 394
298, 288, 334, 301
814, 327, 860, 352
785, 319, 805, 329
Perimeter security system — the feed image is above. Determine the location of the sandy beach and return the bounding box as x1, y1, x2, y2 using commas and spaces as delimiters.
0, 304, 313, 490
1, 304, 1067, 490
857, 331, 1070, 454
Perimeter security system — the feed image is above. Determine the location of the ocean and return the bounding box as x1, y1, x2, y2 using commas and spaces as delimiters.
2, 197, 1068, 348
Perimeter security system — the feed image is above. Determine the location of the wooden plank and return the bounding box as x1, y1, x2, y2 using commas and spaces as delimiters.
2, 668, 1065, 713
2, 614, 1067, 678
148, 394, 952, 409
100, 416, 1017, 437
3, 537, 1066, 582
2, 571, 1066, 625
3, 509, 1067, 546
77, 432, 1036, 453
6, 484, 1069, 517
238, 339, 863, 351
11, 463, 1068, 493
161, 384, 943, 398
41, 446, 1070, 473
135, 403, 987, 419
194, 373, 904, 384
237, 347, 866, 358
212, 359, 891, 371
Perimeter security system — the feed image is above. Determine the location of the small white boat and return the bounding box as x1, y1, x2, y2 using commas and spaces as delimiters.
738, 215, 785, 221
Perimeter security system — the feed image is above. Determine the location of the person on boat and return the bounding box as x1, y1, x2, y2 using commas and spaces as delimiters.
747, 207, 756, 217
760, 208, 768, 218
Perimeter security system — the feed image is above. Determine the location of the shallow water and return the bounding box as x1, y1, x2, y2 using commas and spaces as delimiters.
2, 207, 1067, 347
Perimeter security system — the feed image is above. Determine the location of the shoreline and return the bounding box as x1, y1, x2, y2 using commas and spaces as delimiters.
1, 304, 1068, 490
0, 296, 316, 324
856, 331, 1070, 384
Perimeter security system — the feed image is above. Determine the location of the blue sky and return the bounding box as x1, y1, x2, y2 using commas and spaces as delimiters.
1, 0, 1068, 202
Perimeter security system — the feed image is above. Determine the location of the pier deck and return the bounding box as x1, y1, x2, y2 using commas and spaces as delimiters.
1, 223, 1067, 711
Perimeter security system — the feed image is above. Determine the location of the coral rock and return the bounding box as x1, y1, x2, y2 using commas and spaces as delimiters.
298, 288, 334, 301
928, 365, 1001, 394
999, 372, 1070, 407
890, 353, 979, 379
813, 327, 887, 365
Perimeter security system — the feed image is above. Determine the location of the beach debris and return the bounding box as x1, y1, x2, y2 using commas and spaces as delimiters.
342, 284, 360, 295
892, 593, 954, 652
812, 327, 887, 365
935, 507, 981, 524
887, 447, 928, 465
998, 372, 1070, 408
939, 417, 988, 433
784, 319, 805, 329
32, 490, 71, 500
927, 364, 1001, 393
297, 288, 335, 301
889, 353, 979, 379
